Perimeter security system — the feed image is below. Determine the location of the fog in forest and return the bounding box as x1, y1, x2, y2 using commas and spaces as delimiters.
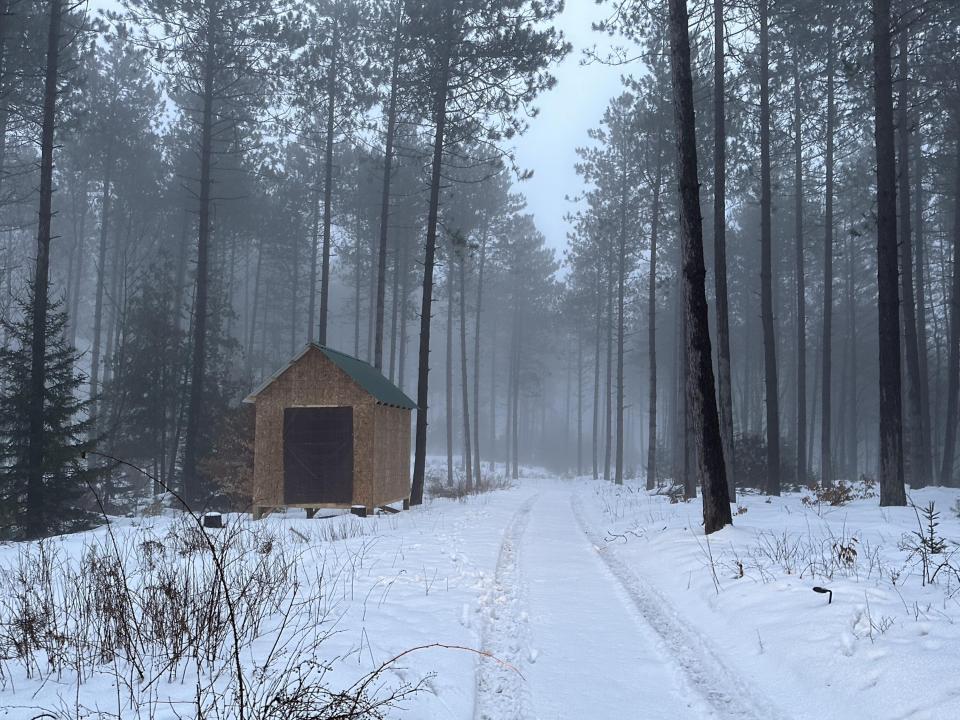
5, 0, 960, 717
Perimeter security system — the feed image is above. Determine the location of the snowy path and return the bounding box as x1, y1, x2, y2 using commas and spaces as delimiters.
569, 489, 787, 720
474, 482, 788, 720
520, 486, 701, 720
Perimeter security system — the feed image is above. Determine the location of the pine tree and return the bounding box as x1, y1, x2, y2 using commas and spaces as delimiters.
0, 289, 97, 539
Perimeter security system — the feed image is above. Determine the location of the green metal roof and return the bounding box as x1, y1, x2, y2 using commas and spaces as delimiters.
316, 345, 417, 410
243, 343, 417, 410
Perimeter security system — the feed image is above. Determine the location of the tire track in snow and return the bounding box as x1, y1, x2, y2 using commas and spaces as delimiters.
571, 491, 789, 720
474, 493, 538, 720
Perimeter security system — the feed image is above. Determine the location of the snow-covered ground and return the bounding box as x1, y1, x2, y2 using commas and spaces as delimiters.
1, 473, 959, 719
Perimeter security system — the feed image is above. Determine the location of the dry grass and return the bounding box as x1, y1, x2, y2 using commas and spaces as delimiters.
426, 468, 514, 501
0, 515, 422, 718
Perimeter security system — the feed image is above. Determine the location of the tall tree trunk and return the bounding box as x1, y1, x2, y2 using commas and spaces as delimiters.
592, 262, 602, 479
245, 242, 263, 378
577, 330, 584, 475
615, 159, 627, 485
793, 60, 807, 487
389, 234, 401, 381
604, 264, 613, 480
445, 271, 453, 484
897, 28, 928, 488
318, 15, 339, 346
472, 230, 486, 484
89, 154, 113, 414
182, 0, 218, 506
668, 0, 732, 533
490, 324, 497, 470
67, 179, 88, 347
821, 33, 835, 487
410, 52, 451, 506
291, 234, 299, 354
915, 123, 932, 483
940, 139, 960, 486
103, 217, 127, 388
374, 1, 404, 370
459, 253, 472, 490
511, 304, 520, 479
354, 217, 362, 356
845, 228, 859, 480
307, 164, 321, 343
398, 238, 409, 390
367, 229, 376, 361
713, 0, 735, 501
646, 141, 663, 490
873, 0, 906, 505
759, 0, 780, 495
25, 0, 62, 537
681, 307, 696, 500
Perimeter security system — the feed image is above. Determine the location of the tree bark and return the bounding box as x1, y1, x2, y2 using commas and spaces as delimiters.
668, 0, 732, 533
615, 156, 627, 485
25, 0, 62, 537
245, 241, 263, 378
307, 162, 321, 343
511, 304, 520, 479
472, 229, 486, 484
897, 28, 928, 488
89, 154, 113, 414
374, 2, 404, 370
646, 138, 663, 490
389, 231, 401, 381
410, 51, 451, 506
873, 0, 906, 505
713, 0, 735, 501
821, 33, 835, 487
794, 60, 807, 487
67, 179, 88, 347
445, 270, 453, 484
592, 260, 602, 479
759, 0, 781, 495
940, 139, 960, 486
291, 229, 299, 354
604, 262, 613, 481
914, 123, 932, 484
845, 227, 859, 479
318, 13, 339, 346
577, 330, 584, 475
398, 238, 409, 389
181, 0, 218, 506
459, 252, 473, 490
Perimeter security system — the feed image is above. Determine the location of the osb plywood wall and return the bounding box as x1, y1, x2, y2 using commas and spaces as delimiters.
252, 346, 411, 509
366, 404, 412, 507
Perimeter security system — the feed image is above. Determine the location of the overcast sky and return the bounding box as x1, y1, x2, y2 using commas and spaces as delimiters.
511, 1, 631, 257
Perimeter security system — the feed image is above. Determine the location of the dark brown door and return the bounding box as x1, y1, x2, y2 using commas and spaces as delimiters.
283, 407, 353, 504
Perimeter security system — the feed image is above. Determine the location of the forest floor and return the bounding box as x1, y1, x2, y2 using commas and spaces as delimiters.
1, 469, 959, 719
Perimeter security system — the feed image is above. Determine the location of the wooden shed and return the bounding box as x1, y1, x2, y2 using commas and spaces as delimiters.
243, 344, 416, 518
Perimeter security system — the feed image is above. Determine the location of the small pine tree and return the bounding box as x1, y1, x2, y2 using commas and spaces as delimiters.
0, 287, 98, 539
